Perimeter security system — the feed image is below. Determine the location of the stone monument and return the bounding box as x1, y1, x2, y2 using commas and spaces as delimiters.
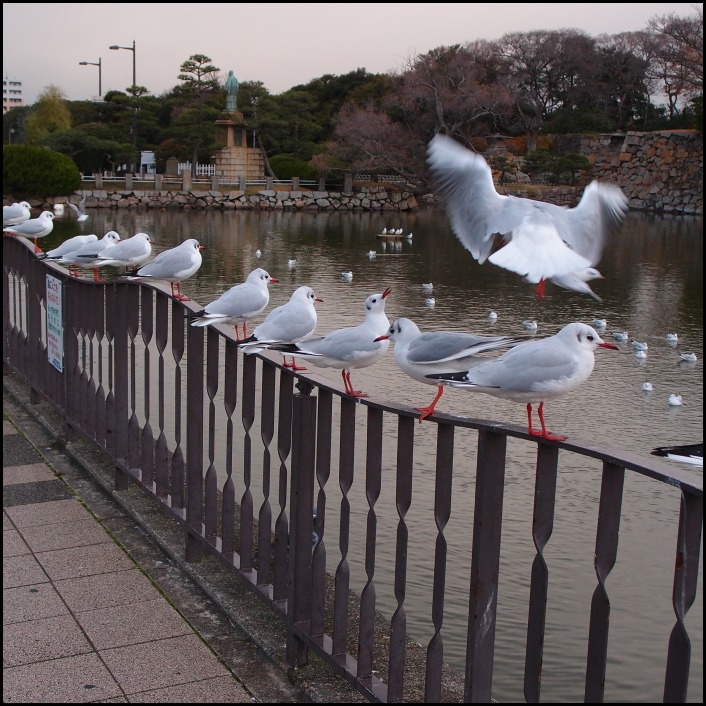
214, 69, 264, 183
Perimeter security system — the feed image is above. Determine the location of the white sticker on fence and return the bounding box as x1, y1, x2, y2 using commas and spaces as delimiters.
46, 275, 64, 372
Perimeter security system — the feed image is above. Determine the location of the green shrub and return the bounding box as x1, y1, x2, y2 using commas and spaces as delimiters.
3, 145, 81, 198
268, 154, 318, 180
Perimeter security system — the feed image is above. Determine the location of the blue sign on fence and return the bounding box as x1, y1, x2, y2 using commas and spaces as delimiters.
46, 275, 63, 373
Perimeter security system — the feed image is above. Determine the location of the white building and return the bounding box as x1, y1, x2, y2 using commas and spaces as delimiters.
3, 76, 24, 114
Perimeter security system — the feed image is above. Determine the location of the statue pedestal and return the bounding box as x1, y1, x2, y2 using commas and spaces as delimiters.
214, 114, 264, 181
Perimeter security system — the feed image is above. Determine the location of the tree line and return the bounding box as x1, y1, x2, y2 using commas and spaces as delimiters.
3, 7, 701, 189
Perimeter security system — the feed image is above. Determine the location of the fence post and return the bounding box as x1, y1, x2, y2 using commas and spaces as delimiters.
266, 176, 273, 190
93, 172, 103, 188
155, 174, 163, 190
125, 174, 133, 190
182, 169, 192, 191
211, 174, 219, 190
344, 172, 353, 193
239, 175, 246, 191
286, 383, 316, 667
318, 178, 326, 191
292, 176, 300, 191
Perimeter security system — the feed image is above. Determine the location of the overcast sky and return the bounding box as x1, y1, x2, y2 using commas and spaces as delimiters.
3, 3, 701, 106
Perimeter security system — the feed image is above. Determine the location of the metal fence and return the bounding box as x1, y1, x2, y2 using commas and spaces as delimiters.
3, 233, 702, 703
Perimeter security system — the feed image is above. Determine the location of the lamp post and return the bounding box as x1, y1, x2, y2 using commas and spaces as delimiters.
109, 40, 136, 89
251, 96, 259, 149
110, 40, 138, 173
79, 58, 102, 97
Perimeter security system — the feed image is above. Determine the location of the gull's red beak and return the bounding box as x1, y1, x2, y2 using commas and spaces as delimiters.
374, 334, 389, 342
382, 287, 391, 299
598, 341, 619, 350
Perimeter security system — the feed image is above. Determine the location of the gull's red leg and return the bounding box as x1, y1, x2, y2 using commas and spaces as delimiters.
537, 401, 567, 441
416, 384, 444, 423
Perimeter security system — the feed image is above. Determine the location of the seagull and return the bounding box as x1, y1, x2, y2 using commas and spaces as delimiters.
263, 288, 392, 398
238, 285, 323, 370
367, 250, 377, 259
93, 232, 154, 271
668, 394, 683, 406
631, 340, 648, 351
288, 258, 297, 269
651, 443, 703, 467
666, 333, 678, 343
678, 352, 697, 363
41, 234, 99, 261
342, 271, 353, 282
255, 249, 262, 259
488, 311, 498, 321
4, 210, 56, 253
522, 320, 538, 332
426, 133, 628, 299
592, 319, 607, 329
66, 195, 89, 222
3, 201, 31, 227
641, 382, 654, 391
612, 331, 629, 342
374, 317, 526, 422
422, 283, 434, 293
426, 322, 618, 441
57, 231, 122, 280
189, 267, 278, 340
424, 297, 436, 307
129, 238, 204, 301
53, 203, 65, 217
405, 232, 413, 240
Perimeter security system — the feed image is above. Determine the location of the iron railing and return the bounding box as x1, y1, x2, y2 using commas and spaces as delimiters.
3, 233, 702, 703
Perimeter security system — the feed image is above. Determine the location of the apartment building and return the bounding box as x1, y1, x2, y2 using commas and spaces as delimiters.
3, 76, 24, 113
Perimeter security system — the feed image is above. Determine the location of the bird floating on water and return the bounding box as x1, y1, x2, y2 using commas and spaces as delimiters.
341, 271, 353, 282
612, 331, 629, 342
641, 382, 654, 391
592, 319, 607, 329
668, 393, 683, 406
488, 311, 498, 321
679, 352, 697, 363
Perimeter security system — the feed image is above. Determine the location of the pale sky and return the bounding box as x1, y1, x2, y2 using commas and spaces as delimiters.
3, 3, 702, 106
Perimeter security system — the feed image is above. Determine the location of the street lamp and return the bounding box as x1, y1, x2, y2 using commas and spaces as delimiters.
109, 40, 136, 89
79, 58, 102, 97
251, 96, 259, 148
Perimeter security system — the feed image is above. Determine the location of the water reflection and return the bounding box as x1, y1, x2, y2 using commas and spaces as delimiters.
42, 206, 703, 702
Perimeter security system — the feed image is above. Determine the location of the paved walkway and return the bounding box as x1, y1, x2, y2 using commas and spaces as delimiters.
3, 383, 333, 703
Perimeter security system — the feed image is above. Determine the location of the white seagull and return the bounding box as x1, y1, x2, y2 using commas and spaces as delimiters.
678, 352, 697, 363
130, 238, 204, 301
631, 340, 648, 351
522, 320, 538, 332
238, 285, 323, 370
57, 231, 122, 280
53, 203, 65, 217
426, 133, 628, 300
488, 311, 498, 321
612, 331, 629, 342
93, 232, 154, 271
341, 271, 353, 282
4, 210, 56, 253
666, 332, 678, 344
264, 288, 392, 398
190, 267, 278, 340
3, 201, 31, 227
41, 234, 99, 260
424, 297, 436, 307
66, 195, 89, 222
374, 317, 526, 422
592, 318, 607, 329
422, 283, 434, 293
426, 322, 618, 441
668, 394, 684, 407
641, 382, 654, 392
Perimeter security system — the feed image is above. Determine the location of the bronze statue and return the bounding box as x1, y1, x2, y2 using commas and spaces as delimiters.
225, 70, 239, 112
